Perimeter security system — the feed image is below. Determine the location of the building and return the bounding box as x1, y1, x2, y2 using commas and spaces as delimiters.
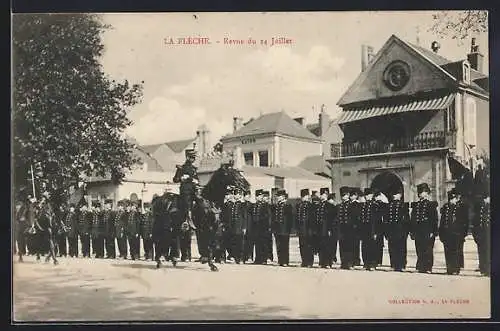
328, 35, 489, 205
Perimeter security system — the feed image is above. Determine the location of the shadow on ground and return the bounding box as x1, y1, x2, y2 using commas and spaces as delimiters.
13, 266, 292, 321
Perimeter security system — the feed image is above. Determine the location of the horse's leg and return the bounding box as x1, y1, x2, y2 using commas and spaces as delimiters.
208, 239, 218, 272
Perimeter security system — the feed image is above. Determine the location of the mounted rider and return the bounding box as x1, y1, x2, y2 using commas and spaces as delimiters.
173, 148, 199, 231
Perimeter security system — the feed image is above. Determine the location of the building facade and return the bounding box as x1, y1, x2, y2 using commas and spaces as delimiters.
329, 35, 489, 205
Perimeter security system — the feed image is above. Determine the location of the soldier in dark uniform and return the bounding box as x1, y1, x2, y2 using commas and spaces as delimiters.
65, 204, 79, 258
193, 187, 208, 261
338, 187, 354, 269
92, 203, 106, 258
439, 188, 469, 275
36, 193, 59, 265
473, 187, 490, 276
327, 193, 339, 265
15, 198, 30, 262
173, 148, 199, 230
374, 191, 389, 266
242, 190, 253, 263
127, 201, 142, 260
228, 188, 246, 264
251, 190, 270, 264
359, 188, 381, 270
141, 202, 154, 260
316, 188, 333, 268
350, 188, 362, 266
153, 189, 180, 268
271, 189, 293, 266
116, 200, 129, 259
383, 189, 409, 272
265, 191, 275, 263
410, 183, 439, 273
296, 189, 314, 267
79, 204, 92, 258
220, 187, 234, 262
55, 204, 68, 257
104, 200, 117, 259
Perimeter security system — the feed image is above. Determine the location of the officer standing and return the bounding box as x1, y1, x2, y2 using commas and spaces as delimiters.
410, 183, 439, 273
221, 187, 234, 262
338, 187, 353, 269
296, 189, 314, 267
93, 203, 106, 258
115, 200, 129, 259
316, 188, 332, 268
141, 202, 154, 260
327, 193, 339, 265
65, 204, 79, 258
79, 204, 92, 258
229, 188, 246, 264
350, 188, 362, 266
271, 189, 293, 266
383, 189, 409, 272
439, 188, 469, 275
473, 187, 490, 276
359, 188, 380, 270
127, 201, 141, 260
252, 190, 271, 264
104, 200, 117, 259
242, 190, 253, 263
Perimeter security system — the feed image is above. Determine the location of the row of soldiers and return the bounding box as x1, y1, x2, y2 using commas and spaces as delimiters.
14, 197, 193, 263
217, 182, 490, 276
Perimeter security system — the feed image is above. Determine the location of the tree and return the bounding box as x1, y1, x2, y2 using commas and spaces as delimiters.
429, 10, 488, 41
12, 14, 143, 207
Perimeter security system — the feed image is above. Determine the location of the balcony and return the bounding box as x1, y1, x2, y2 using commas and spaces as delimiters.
339, 131, 455, 158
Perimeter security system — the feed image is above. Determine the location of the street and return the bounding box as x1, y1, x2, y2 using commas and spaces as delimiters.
13, 236, 490, 321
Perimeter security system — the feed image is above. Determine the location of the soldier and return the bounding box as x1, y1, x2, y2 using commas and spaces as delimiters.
359, 188, 381, 270
193, 187, 208, 261
92, 203, 106, 258
78, 204, 92, 258
141, 202, 154, 260
173, 148, 199, 230
316, 188, 332, 268
383, 189, 409, 272
55, 205, 68, 257
271, 189, 293, 266
338, 187, 354, 269
104, 200, 117, 259
14, 197, 30, 262
410, 183, 439, 273
439, 188, 469, 275
296, 189, 314, 267
374, 191, 389, 266
327, 193, 339, 265
229, 188, 246, 264
65, 204, 79, 258
266, 190, 275, 263
473, 187, 490, 276
36, 192, 59, 265
153, 188, 180, 268
127, 201, 142, 260
251, 190, 269, 264
350, 188, 362, 266
116, 200, 129, 259
242, 190, 253, 263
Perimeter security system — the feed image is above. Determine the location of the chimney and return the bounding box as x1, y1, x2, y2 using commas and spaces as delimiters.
361, 45, 375, 72
233, 117, 243, 132
467, 37, 484, 73
196, 124, 210, 156
318, 104, 330, 138
293, 117, 305, 127
431, 41, 441, 53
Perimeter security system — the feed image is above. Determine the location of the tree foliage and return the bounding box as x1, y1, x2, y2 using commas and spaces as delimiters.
429, 10, 488, 41
12, 14, 144, 206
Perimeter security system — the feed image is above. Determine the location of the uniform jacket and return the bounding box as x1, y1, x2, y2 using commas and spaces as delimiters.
337, 200, 352, 229
383, 200, 410, 238
359, 200, 382, 237
141, 211, 154, 238
173, 161, 199, 195
348, 200, 362, 232
472, 200, 490, 243
410, 199, 439, 236
295, 200, 314, 236
127, 210, 141, 236
271, 201, 293, 235
79, 210, 93, 235
225, 200, 246, 235
37, 203, 55, 232
314, 200, 332, 236
64, 210, 79, 237
250, 201, 272, 232
114, 210, 128, 238
92, 211, 107, 236
152, 194, 180, 240
439, 201, 469, 240
105, 210, 117, 237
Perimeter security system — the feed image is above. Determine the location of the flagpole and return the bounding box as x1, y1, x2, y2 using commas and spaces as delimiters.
30, 164, 36, 200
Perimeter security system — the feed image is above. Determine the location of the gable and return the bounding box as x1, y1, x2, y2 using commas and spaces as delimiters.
338, 35, 457, 106
148, 144, 180, 172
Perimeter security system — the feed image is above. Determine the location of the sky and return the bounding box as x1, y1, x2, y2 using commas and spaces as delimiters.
99, 11, 489, 147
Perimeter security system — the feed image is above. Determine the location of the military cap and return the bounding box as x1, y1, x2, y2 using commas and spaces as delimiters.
255, 189, 263, 196
143, 202, 151, 208
417, 183, 431, 194
300, 188, 310, 197
364, 188, 373, 196
276, 189, 286, 197
328, 193, 336, 200
262, 191, 270, 197
320, 187, 329, 195
185, 148, 197, 158
312, 190, 318, 196
447, 188, 459, 200
349, 187, 360, 196
339, 186, 350, 196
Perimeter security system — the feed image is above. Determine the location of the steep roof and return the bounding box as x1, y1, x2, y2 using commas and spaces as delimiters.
132, 147, 164, 172
241, 165, 328, 181
221, 111, 321, 141
140, 143, 164, 155
165, 137, 196, 153
298, 155, 332, 176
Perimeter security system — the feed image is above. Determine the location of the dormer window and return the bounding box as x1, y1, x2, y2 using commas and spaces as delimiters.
462, 61, 471, 84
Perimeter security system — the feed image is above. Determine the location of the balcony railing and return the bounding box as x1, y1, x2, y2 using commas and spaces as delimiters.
340, 131, 454, 157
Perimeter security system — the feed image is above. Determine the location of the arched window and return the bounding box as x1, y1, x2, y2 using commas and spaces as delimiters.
464, 97, 477, 147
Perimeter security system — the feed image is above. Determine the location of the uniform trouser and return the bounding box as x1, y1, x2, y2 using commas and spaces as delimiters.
143, 235, 154, 259
274, 233, 290, 265
117, 236, 128, 258
105, 236, 116, 258
441, 235, 461, 274
267, 232, 274, 261
458, 239, 465, 268
154, 230, 178, 262
57, 234, 67, 256
387, 234, 406, 270
180, 230, 192, 261
360, 226, 378, 269
319, 234, 336, 267
230, 233, 244, 262
310, 234, 321, 256
475, 232, 490, 275
243, 231, 254, 261
375, 235, 384, 265
16, 227, 27, 256
27, 234, 35, 255
339, 226, 355, 268
93, 235, 105, 258
299, 234, 314, 266
68, 235, 78, 257
196, 229, 209, 258
254, 229, 270, 264
415, 234, 435, 272
222, 230, 233, 259
353, 233, 361, 265
80, 234, 91, 257
127, 234, 140, 259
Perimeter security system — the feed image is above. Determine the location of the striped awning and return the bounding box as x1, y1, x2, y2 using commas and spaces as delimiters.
337, 94, 455, 124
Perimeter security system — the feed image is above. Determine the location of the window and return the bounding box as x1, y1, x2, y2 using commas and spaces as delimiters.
330, 143, 341, 158
463, 61, 471, 84
243, 152, 254, 166
446, 104, 456, 131
258, 150, 269, 167
464, 98, 477, 147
